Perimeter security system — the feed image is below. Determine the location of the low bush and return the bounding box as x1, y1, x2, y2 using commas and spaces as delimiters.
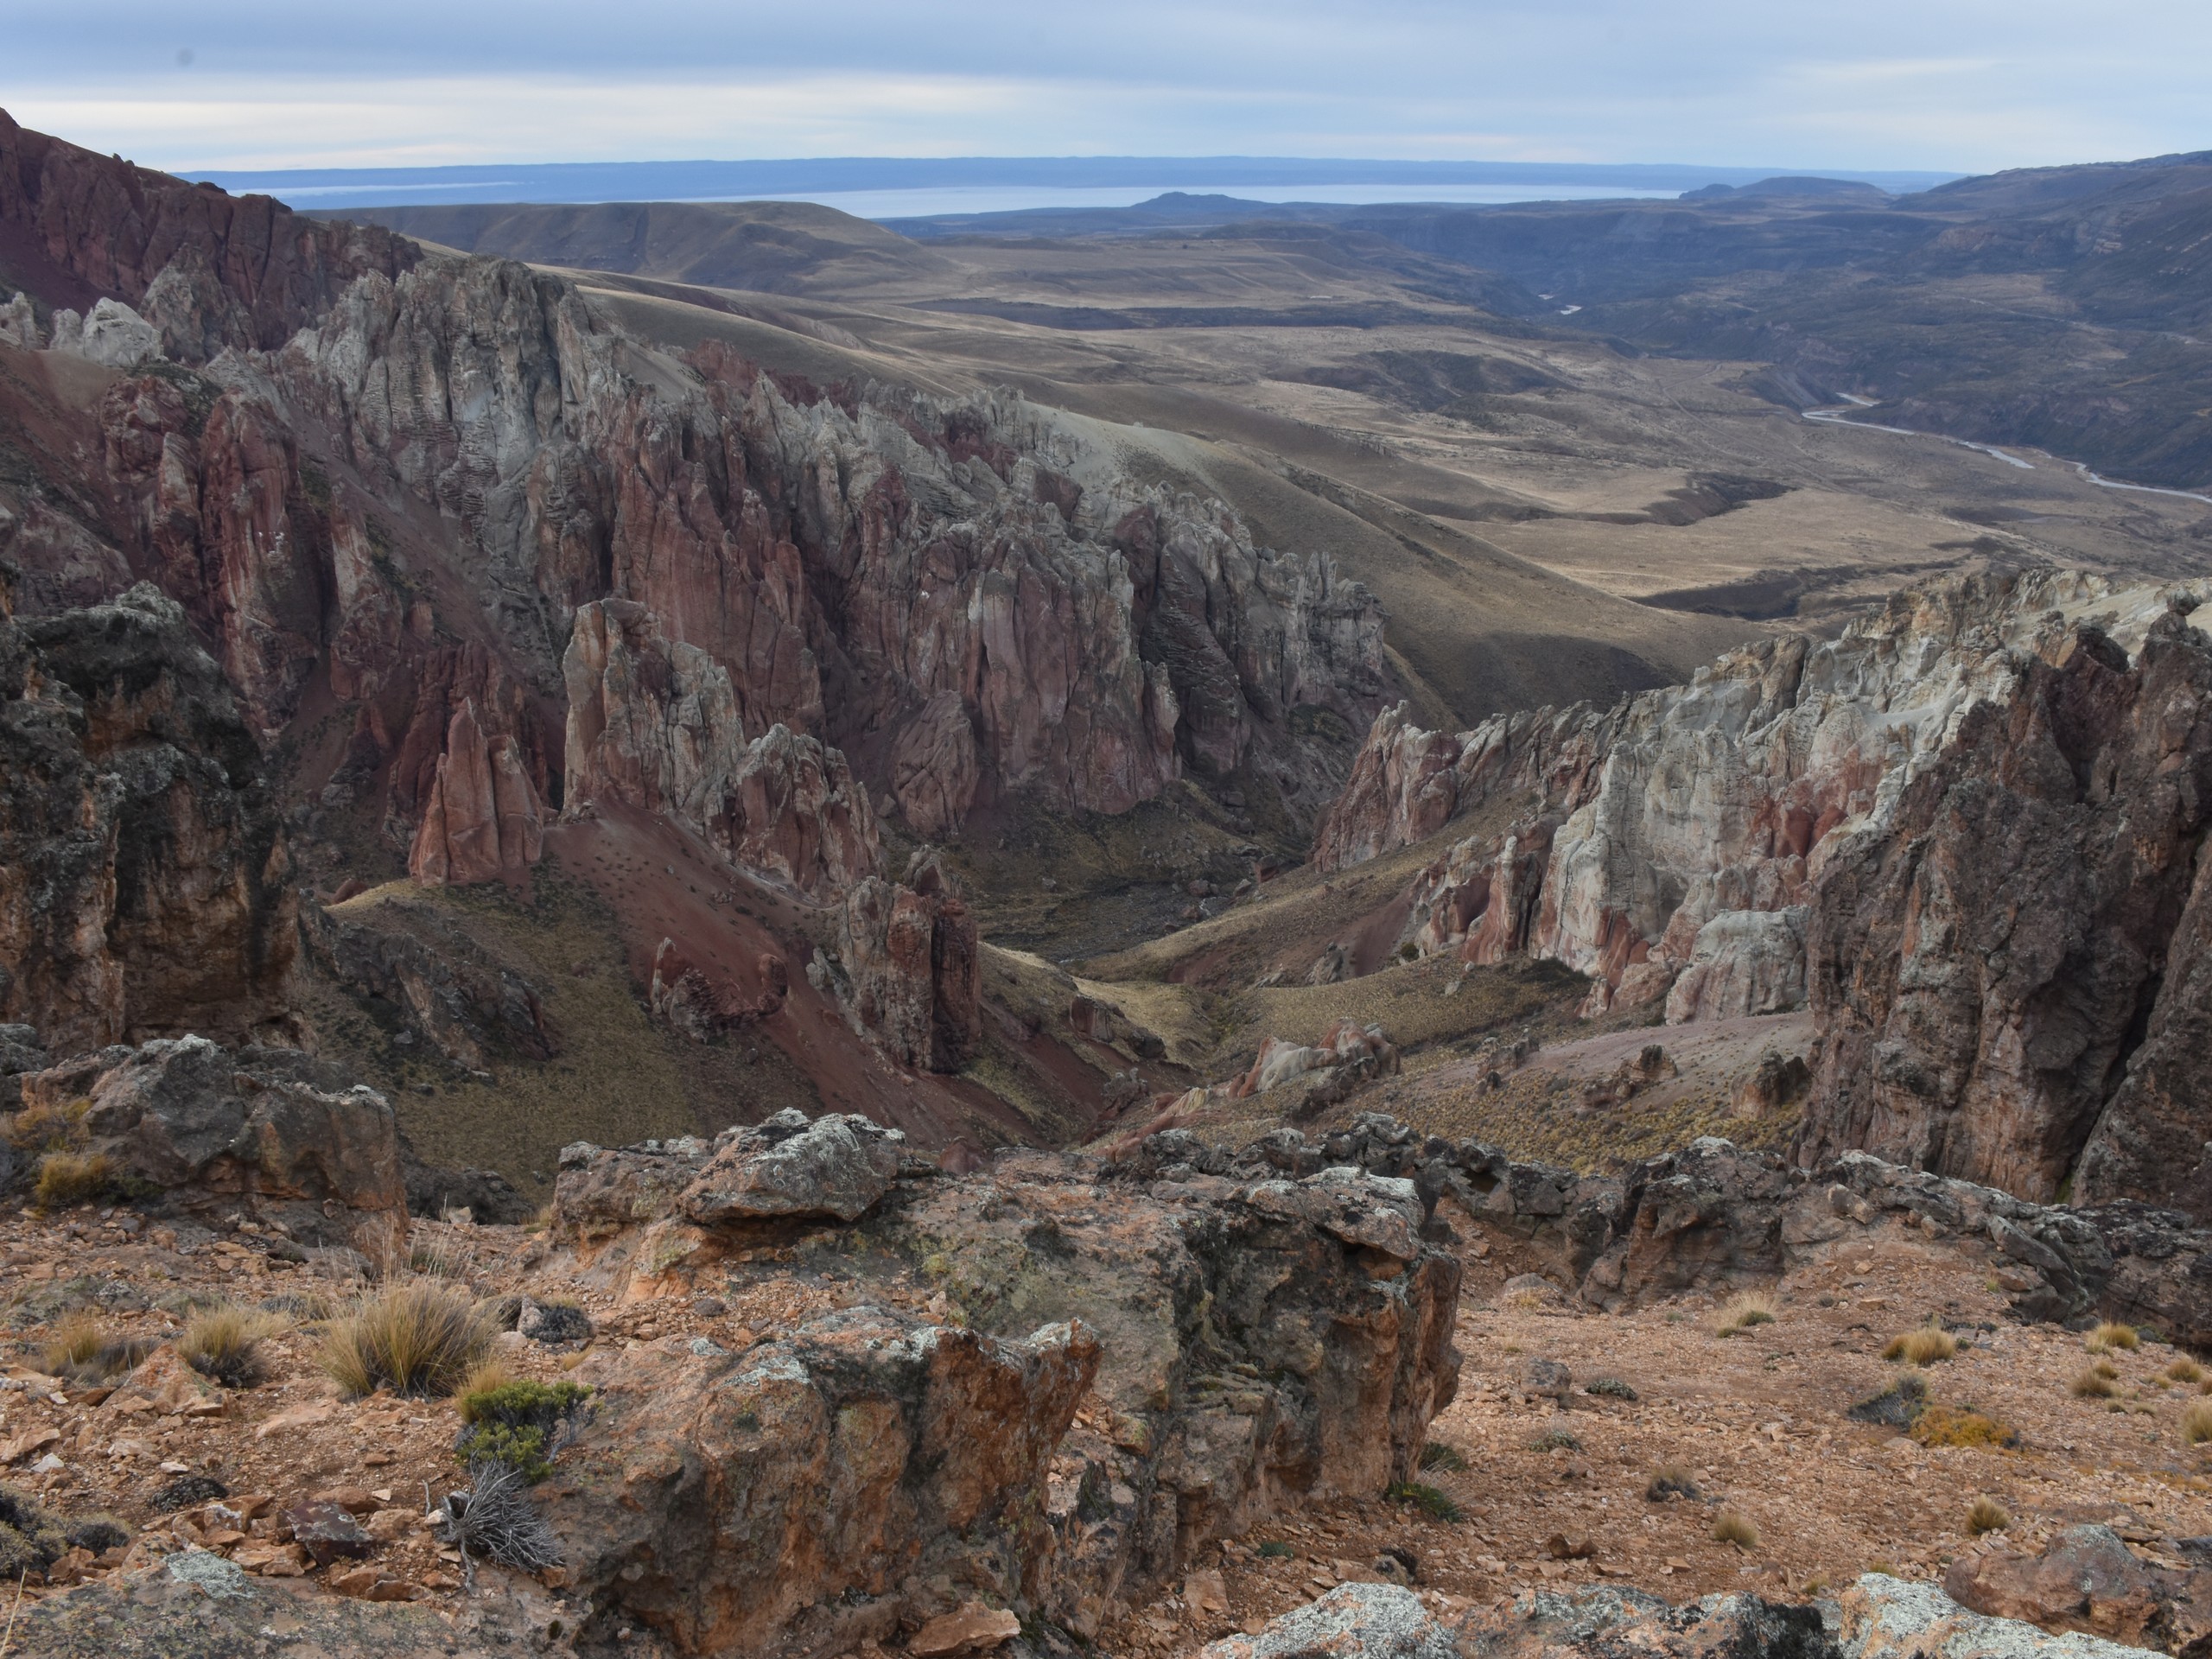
321, 1281, 490, 1398
1419, 1441, 1468, 1473
1528, 1428, 1582, 1452
454, 1379, 592, 1482
1714, 1293, 1777, 1336
1255, 1540, 1294, 1560
34, 1150, 114, 1210
41, 1311, 150, 1387
1910, 1404, 2018, 1449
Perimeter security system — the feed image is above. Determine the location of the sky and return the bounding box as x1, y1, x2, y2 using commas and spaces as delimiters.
4, 1, 2208, 178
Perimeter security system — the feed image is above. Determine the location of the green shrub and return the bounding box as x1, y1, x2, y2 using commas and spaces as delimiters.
454, 1379, 591, 1482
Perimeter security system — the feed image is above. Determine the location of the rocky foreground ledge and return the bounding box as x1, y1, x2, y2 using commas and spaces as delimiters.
9, 1089, 2212, 1656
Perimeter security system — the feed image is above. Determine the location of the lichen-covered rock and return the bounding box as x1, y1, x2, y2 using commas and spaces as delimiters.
542, 1308, 1100, 1656
1840, 1573, 2165, 1659
679, 1107, 906, 1224
1455, 1585, 1831, 1659
1204, 1582, 1458, 1658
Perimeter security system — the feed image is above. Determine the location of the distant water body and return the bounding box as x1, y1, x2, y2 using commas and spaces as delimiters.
256, 181, 1681, 219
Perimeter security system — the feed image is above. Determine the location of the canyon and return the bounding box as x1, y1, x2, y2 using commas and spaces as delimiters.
5, 105, 2212, 1659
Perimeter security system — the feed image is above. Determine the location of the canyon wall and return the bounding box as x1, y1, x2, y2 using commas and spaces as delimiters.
1316, 571, 2212, 1212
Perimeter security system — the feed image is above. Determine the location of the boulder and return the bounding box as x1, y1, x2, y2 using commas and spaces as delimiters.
11, 1037, 403, 1223
1455, 1585, 1829, 1659
1204, 1583, 1458, 1658
541, 1308, 1099, 1656
1839, 1573, 2164, 1659
679, 1108, 906, 1225
1944, 1526, 2205, 1650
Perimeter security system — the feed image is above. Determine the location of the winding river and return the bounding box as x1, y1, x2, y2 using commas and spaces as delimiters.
1801, 400, 2212, 506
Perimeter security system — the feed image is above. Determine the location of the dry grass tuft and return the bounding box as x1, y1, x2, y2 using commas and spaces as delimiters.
455, 1354, 513, 1409
1910, 1404, 2018, 1449
2168, 1357, 2204, 1386
1882, 1322, 1959, 1365
1967, 1496, 2011, 1535
33, 1150, 114, 1210
2073, 1367, 2120, 1399
2088, 1321, 2142, 1353
2183, 1399, 2212, 1446
1714, 1292, 1777, 1336
321, 1281, 491, 1399
41, 1311, 151, 1386
1646, 1464, 1702, 1503
180, 1304, 285, 1389
1713, 1509, 1760, 1549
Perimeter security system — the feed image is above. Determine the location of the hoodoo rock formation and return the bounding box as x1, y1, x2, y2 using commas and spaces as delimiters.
1314, 571, 2212, 1215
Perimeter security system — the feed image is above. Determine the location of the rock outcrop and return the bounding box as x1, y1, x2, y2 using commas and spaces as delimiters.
0, 581, 295, 1054
0, 109, 418, 359
830, 857, 982, 1072
1315, 572, 2212, 1217
1801, 601, 2212, 1208
1207, 1582, 1459, 1658
1943, 1526, 2211, 1653
8, 1034, 404, 1225
406, 700, 544, 886
545, 1310, 1098, 1656
548, 1112, 1463, 1648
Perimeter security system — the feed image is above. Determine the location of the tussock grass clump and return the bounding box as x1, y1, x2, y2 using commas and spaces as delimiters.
1882, 1321, 1959, 1365
2182, 1399, 2212, 1446
6, 1096, 87, 1153
180, 1304, 284, 1389
2088, 1322, 2142, 1354
1713, 1509, 1760, 1549
1967, 1496, 2011, 1535
34, 1150, 115, 1210
455, 1354, 513, 1404
1714, 1292, 1777, 1336
1646, 1464, 1702, 1502
321, 1281, 491, 1399
2073, 1368, 2120, 1399
1386, 1481, 1464, 1522
41, 1311, 151, 1387
1420, 1441, 1468, 1473
1910, 1404, 2018, 1449
2167, 1357, 2204, 1386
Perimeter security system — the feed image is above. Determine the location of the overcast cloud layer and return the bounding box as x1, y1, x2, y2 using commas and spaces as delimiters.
4, 1, 2207, 175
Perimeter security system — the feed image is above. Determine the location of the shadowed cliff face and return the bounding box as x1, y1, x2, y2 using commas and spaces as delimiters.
0, 580, 296, 1053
